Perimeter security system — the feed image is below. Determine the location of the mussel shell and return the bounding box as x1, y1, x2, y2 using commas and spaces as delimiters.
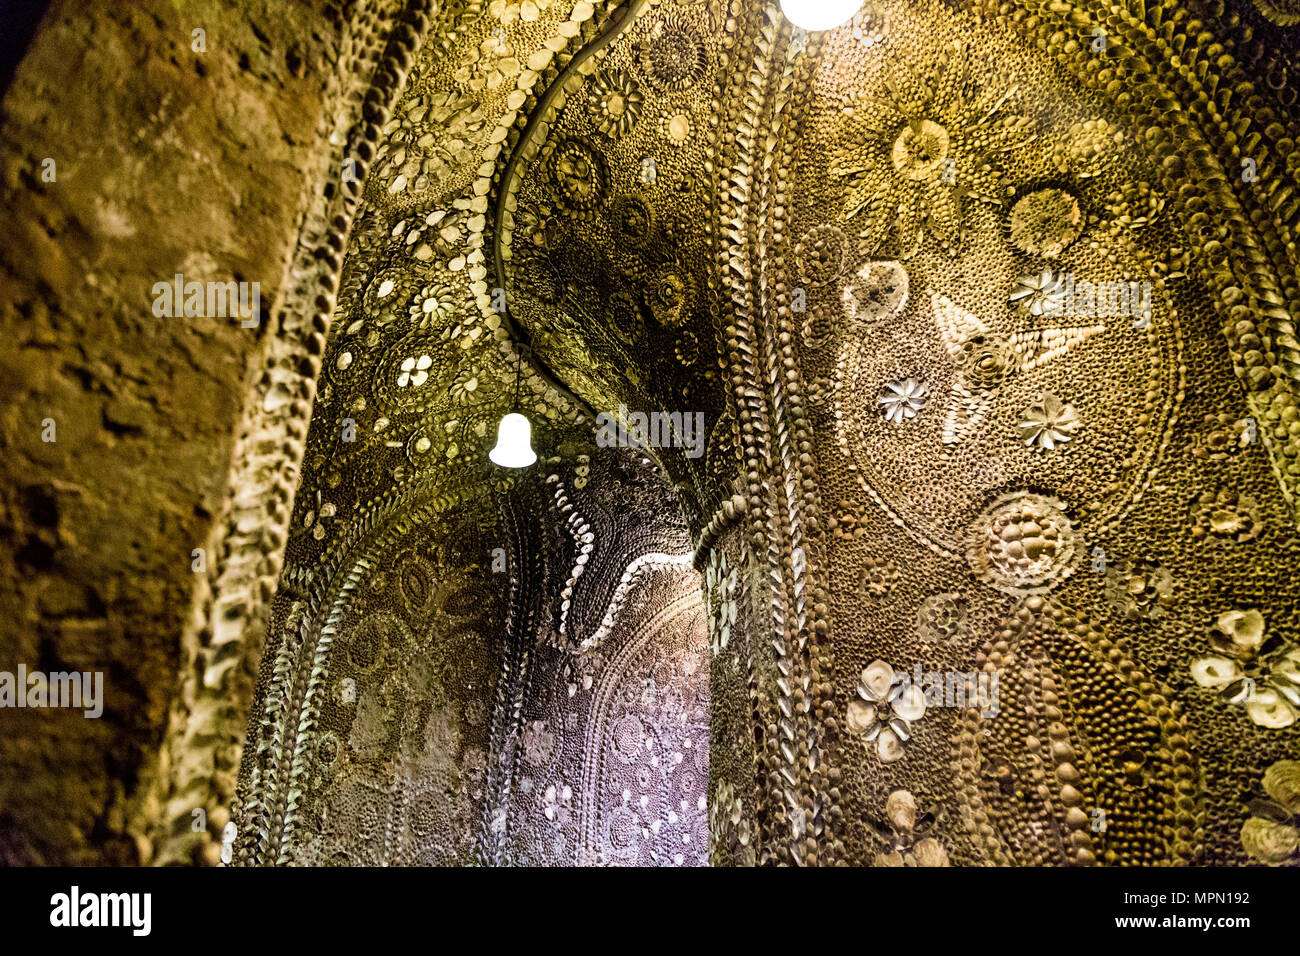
1219, 677, 1253, 704
1246, 796, 1292, 824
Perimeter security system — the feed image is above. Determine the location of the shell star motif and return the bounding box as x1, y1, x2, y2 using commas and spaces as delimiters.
932, 293, 1104, 445
880, 379, 929, 424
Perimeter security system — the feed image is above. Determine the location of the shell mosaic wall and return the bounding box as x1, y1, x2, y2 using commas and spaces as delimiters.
3, 0, 1300, 868
213, 0, 1300, 865
220, 0, 1300, 867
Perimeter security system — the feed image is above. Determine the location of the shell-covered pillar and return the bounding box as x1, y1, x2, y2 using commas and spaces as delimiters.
704, 0, 1300, 866
227, 0, 713, 866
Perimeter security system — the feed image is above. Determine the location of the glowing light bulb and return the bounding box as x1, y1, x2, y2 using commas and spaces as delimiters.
779, 0, 861, 31
489, 412, 537, 468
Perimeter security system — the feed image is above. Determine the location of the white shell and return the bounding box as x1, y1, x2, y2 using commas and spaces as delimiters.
861, 659, 895, 701
1246, 688, 1298, 729
846, 699, 876, 734
1190, 655, 1242, 688
876, 727, 904, 762
893, 683, 927, 722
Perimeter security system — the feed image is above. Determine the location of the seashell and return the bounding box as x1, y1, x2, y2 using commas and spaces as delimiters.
1263, 760, 1300, 815
1216, 608, 1266, 654
1246, 797, 1291, 824
1246, 688, 1298, 729
892, 684, 927, 722
887, 675, 908, 702
860, 659, 894, 700
911, 838, 951, 867
877, 727, 903, 762
846, 699, 876, 734
1218, 677, 1253, 704
888, 717, 911, 742
1276, 649, 1300, 683
1273, 676, 1300, 707
1191, 655, 1242, 688
1241, 817, 1299, 864
886, 790, 917, 833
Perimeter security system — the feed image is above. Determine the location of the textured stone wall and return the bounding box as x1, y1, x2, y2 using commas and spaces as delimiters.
0, 0, 356, 864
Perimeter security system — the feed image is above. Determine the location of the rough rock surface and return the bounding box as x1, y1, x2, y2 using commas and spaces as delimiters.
0, 0, 340, 865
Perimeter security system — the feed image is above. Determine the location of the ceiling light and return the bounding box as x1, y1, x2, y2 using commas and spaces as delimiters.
490, 344, 537, 469
779, 0, 861, 31
489, 412, 537, 468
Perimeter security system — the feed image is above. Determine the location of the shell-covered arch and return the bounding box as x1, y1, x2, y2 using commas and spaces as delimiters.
217, 0, 1300, 867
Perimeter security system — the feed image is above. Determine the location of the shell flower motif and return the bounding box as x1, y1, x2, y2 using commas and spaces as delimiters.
880, 378, 929, 424
1008, 187, 1083, 258
650, 268, 692, 327
542, 781, 573, 825
1008, 269, 1066, 317
514, 201, 560, 250
846, 660, 927, 763
1190, 488, 1263, 544
548, 139, 608, 215
831, 41, 1033, 258
1017, 392, 1081, 450
299, 489, 337, 542
794, 225, 848, 287
1190, 609, 1300, 730
449, 367, 490, 406
396, 353, 433, 388
586, 69, 644, 139
842, 259, 910, 327
409, 280, 458, 332
1192, 412, 1254, 461
859, 555, 899, 597
633, 14, 710, 93
868, 789, 951, 867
